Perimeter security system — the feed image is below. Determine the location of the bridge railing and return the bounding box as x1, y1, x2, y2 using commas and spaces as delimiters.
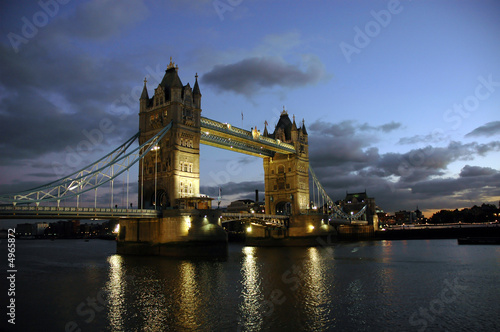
0, 205, 160, 218
222, 212, 289, 220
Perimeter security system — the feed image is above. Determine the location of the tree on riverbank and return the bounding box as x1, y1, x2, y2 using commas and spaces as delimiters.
430, 203, 499, 224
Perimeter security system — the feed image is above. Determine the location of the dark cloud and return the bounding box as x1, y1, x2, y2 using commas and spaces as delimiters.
359, 121, 402, 133
459, 165, 498, 177
310, 119, 402, 137
375, 141, 500, 183
0, 179, 48, 195
202, 56, 327, 96
200, 181, 264, 203
306, 120, 500, 213
0, 0, 146, 166
465, 121, 500, 138
411, 167, 500, 197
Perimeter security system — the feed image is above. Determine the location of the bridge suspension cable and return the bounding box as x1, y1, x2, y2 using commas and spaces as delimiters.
308, 165, 367, 221
0, 122, 173, 207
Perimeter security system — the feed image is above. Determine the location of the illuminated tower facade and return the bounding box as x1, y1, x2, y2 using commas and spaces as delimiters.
263, 109, 310, 215
138, 59, 202, 209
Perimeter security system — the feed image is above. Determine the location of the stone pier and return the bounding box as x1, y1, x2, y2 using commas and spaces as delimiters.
117, 209, 227, 257
245, 214, 337, 246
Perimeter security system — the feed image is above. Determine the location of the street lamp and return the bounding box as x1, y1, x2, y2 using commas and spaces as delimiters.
152, 145, 160, 210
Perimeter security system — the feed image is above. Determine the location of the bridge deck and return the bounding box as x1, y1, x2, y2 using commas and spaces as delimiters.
0, 206, 160, 219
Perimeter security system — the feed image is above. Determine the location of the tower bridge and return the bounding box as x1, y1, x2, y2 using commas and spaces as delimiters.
0, 59, 376, 254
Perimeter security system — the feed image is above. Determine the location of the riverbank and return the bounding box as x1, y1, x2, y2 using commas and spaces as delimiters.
374, 224, 500, 240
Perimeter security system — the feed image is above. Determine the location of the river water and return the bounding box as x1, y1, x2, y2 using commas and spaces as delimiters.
1, 239, 499, 331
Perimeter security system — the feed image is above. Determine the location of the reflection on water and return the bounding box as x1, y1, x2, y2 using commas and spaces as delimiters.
9, 239, 500, 331
106, 255, 125, 331
347, 278, 367, 327
239, 246, 264, 331
177, 261, 201, 330
302, 247, 330, 331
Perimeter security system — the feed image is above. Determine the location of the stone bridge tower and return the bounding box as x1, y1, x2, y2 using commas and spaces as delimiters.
138, 59, 202, 209
263, 109, 310, 215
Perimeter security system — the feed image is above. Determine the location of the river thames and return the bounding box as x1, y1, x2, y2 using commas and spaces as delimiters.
2, 238, 499, 331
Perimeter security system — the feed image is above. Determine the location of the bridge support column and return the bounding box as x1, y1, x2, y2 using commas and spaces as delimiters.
245, 214, 337, 246
117, 209, 227, 257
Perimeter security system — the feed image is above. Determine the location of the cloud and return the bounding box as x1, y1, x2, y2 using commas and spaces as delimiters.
377, 141, 500, 183
0, 45, 138, 165
59, 0, 149, 41
465, 121, 500, 138
359, 121, 402, 133
411, 166, 500, 197
0, 0, 147, 167
459, 165, 498, 177
200, 180, 265, 204
398, 130, 448, 145
310, 119, 402, 137
305, 120, 500, 214
202, 55, 327, 96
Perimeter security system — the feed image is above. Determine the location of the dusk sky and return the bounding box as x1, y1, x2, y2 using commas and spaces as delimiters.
1, 0, 499, 216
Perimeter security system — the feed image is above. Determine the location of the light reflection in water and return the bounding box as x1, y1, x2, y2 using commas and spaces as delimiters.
239, 246, 264, 331
302, 247, 329, 330
106, 255, 125, 331
177, 261, 202, 330
135, 270, 169, 332
377, 241, 396, 302
347, 278, 366, 325
380, 240, 393, 264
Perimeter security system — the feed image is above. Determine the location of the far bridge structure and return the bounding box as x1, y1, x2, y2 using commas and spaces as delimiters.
0, 59, 377, 255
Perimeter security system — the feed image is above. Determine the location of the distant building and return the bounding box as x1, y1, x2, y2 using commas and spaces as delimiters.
376, 207, 392, 225
227, 199, 255, 213
47, 220, 80, 238
16, 223, 34, 237
415, 207, 424, 223
340, 191, 377, 225
34, 222, 48, 237
395, 210, 417, 224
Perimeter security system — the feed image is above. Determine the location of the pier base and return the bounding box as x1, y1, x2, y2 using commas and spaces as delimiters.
245, 214, 337, 246
116, 209, 228, 257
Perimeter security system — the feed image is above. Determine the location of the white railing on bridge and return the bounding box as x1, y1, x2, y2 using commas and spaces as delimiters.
0, 205, 160, 218
222, 212, 289, 219
221, 212, 289, 227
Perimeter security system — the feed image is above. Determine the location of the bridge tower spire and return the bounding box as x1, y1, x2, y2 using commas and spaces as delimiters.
138, 60, 202, 209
